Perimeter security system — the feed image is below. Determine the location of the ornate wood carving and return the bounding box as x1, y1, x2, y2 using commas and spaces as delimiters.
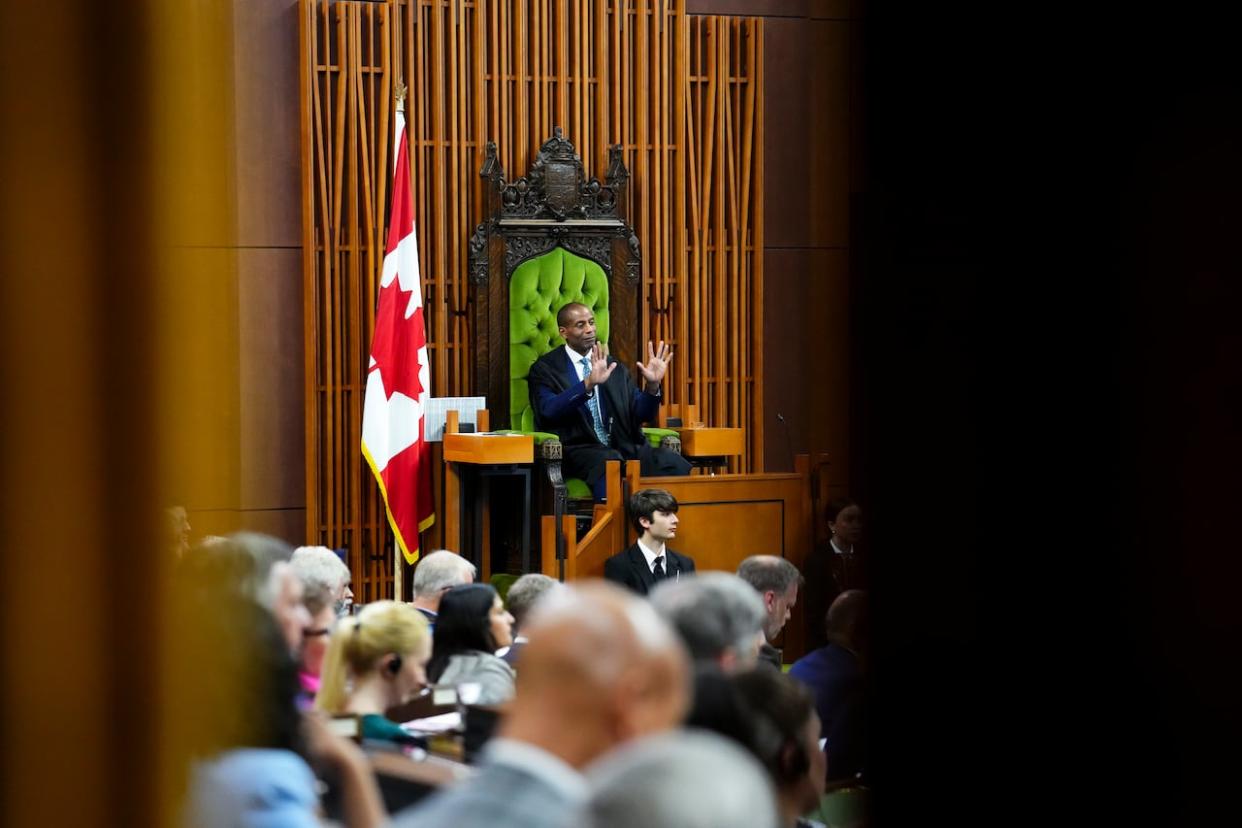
467, 222, 490, 286
487, 127, 625, 221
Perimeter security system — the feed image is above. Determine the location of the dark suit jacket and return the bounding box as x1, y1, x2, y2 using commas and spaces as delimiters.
802, 541, 862, 650
603, 542, 696, 596
789, 643, 866, 783
527, 347, 659, 458
414, 606, 437, 632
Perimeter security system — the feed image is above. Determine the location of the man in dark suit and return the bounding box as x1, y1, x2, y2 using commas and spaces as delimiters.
736, 555, 804, 671
604, 489, 696, 596
528, 302, 691, 501
789, 589, 868, 784
409, 549, 476, 631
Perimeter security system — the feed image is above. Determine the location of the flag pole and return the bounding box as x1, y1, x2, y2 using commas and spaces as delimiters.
392, 82, 405, 601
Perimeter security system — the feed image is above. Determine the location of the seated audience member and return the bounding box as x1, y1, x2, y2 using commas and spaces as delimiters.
789, 590, 868, 784
604, 488, 696, 596
803, 498, 862, 651
737, 555, 804, 670
585, 730, 780, 828
316, 601, 433, 746
497, 573, 560, 667
176, 563, 385, 828
649, 572, 767, 672
410, 549, 477, 629
294, 577, 338, 710
215, 531, 311, 655
394, 581, 691, 828
292, 544, 354, 617
731, 670, 829, 827
425, 584, 516, 705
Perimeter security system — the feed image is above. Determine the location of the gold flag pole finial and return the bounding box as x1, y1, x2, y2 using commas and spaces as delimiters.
395, 81, 408, 113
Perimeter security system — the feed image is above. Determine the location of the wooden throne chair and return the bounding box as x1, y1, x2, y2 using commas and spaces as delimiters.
467, 128, 680, 569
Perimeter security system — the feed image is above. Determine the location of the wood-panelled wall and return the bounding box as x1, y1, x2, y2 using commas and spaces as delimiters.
301, 0, 762, 598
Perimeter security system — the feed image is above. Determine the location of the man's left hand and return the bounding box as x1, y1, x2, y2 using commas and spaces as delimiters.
637, 340, 673, 392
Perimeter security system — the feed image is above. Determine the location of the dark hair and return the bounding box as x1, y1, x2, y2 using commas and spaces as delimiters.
628, 488, 679, 534
826, 589, 869, 655
685, 666, 764, 749
556, 301, 590, 328
732, 669, 817, 784
824, 496, 858, 523
427, 583, 500, 682
687, 667, 816, 787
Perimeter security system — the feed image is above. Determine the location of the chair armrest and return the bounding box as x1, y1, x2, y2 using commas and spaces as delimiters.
493, 430, 563, 460
642, 427, 681, 454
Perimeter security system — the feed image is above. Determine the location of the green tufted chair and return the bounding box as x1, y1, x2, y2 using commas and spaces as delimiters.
507, 247, 678, 501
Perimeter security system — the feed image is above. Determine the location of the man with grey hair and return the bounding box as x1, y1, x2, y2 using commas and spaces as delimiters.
227, 532, 310, 655
736, 555, 804, 670
394, 580, 691, 828
584, 730, 780, 828
410, 549, 476, 629
498, 573, 560, 667
291, 545, 354, 617
649, 572, 767, 673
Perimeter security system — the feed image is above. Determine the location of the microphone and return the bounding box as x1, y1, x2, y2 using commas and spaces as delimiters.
776, 412, 794, 471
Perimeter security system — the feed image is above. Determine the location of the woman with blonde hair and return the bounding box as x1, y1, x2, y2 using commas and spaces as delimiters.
316, 600, 432, 745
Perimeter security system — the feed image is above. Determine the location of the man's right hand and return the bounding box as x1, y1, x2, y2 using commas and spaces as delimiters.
584, 342, 617, 391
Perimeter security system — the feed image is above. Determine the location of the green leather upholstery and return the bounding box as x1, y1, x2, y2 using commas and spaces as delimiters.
565, 478, 592, 499
644, 427, 679, 448
509, 247, 610, 430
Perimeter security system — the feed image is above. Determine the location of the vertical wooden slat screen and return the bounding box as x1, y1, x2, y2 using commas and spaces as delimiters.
301, 0, 763, 597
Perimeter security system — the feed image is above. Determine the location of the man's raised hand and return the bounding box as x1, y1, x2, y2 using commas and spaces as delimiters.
637, 340, 673, 390
585, 342, 617, 391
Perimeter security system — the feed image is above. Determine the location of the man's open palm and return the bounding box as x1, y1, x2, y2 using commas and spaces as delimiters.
586, 342, 616, 389
637, 340, 673, 386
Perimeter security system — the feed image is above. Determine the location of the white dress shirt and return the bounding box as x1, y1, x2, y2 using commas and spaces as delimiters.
636, 538, 668, 575
565, 345, 593, 386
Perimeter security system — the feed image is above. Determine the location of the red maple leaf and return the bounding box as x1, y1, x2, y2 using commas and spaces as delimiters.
369, 277, 427, 402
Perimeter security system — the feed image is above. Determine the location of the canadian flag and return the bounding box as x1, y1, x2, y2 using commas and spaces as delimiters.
361, 102, 434, 565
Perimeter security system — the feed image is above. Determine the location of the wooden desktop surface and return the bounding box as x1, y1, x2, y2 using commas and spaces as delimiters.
672, 426, 745, 457
443, 432, 533, 465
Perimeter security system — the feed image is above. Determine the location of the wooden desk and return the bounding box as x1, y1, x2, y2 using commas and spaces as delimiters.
443, 432, 533, 464
672, 427, 745, 474
443, 432, 535, 575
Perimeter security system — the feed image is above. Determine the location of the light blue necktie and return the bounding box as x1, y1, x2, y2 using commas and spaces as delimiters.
580, 356, 610, 444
